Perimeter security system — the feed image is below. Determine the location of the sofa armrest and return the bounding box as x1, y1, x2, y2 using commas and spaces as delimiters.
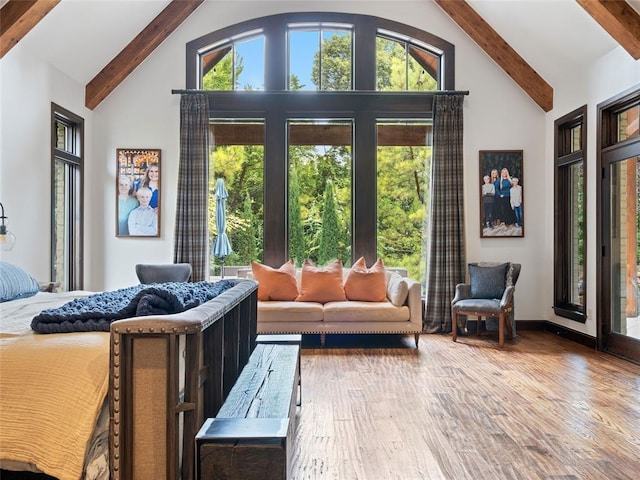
404, 277, 423, 329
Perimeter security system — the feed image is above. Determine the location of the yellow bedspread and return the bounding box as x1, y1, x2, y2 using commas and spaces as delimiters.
0, 292, 110, 480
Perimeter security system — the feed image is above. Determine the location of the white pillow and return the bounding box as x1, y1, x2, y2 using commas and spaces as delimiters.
0, 261, 41, 302
386, 273, 409, 306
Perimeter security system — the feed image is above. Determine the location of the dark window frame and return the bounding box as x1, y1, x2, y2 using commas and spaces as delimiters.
51, 103, 84, 290
553, 105, 587, 322
185, 13, 454, 266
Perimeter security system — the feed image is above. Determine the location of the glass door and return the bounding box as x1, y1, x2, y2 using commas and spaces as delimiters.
599, 90, 640, 362
608, 156, 639, 341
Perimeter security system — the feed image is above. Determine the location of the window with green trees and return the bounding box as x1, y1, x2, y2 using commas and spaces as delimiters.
376, 34, 439, 91
187, 13, 455, 282
289, 25, 352, 91
208, 121, 264, 275
288, 120, 352, 266
377, 121, 430, 279
554, 106, 587, 322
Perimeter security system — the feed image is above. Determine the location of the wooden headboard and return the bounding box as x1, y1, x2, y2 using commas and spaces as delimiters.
109, 279, 258, 480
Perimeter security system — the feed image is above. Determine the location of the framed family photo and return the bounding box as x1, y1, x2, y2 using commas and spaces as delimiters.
116, 148, 161, 237
479, 150, 524, 238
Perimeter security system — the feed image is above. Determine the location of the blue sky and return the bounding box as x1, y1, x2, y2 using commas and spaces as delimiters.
235, 31, 322, 90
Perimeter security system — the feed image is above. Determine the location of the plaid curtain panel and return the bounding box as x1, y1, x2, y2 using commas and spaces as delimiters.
423, 94, 466, 333
174, 94, 209, 282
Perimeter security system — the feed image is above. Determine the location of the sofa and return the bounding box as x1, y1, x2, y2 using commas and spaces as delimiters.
237, 258, 423, 347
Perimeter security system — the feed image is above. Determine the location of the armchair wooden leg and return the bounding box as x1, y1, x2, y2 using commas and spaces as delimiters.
451, 309, 457, 342
498, 313, 505, 348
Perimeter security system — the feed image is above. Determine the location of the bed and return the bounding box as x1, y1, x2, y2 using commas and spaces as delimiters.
0, 263, 258, 480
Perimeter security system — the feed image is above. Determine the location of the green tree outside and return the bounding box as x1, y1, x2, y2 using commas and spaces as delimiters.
318, 180, 343, 264
289, 168, 305, 266
311, 32, 352, 90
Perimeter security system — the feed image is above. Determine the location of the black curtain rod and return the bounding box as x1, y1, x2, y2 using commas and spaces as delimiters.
172, 89, 204, 94
171, 89, 469, 95
433, 90, 469, 96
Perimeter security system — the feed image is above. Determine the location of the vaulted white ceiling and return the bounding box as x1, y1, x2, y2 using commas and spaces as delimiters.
471, 0, 638, 86
11, 0, 170, 85
3, 0, 640, 109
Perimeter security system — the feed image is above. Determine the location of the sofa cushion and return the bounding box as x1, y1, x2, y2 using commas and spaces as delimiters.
251, 260, 299, 301
323, 301, 410, 322
296, 259, 346, 303
468, 262, 508, 299
343, 257, 387, 302
257, 301, 324, 322
386, 272, 409, 306
452, 298, 502, 315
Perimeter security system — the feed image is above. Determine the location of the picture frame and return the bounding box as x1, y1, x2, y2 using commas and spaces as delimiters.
116, 148, 161, 237
479, 150, 524, 238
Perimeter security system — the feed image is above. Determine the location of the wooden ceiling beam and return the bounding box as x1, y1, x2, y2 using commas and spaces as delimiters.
576, 0, 640, 60
434, 0, 554, 112
85, 0, 204, 110
0, 0, 60, 59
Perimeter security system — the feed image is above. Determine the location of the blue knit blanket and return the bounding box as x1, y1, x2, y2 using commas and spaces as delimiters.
31, 280, 234, 334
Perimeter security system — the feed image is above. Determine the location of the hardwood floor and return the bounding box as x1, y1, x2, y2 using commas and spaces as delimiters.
291, 331, 640, 480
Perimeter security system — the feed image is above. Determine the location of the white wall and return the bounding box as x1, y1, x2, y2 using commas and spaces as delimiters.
1, 1, 638, 333
0, 44, 93, 283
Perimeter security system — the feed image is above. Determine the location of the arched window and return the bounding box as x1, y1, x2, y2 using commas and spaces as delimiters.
201, 31, 265, 90
185, 13, 455, 281
376, 32, 441, 91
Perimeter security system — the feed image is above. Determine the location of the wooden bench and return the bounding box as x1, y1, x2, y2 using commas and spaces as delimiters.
196, 343, 300, 480
256, 334, 302, 406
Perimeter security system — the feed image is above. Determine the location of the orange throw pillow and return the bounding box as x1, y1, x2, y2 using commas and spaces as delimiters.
251, 260, 299, 301
295, 259, 346, 303
344, 257, 387, 302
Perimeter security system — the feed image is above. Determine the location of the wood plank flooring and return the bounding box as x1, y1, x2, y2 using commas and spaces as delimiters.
291, 331, 640, 480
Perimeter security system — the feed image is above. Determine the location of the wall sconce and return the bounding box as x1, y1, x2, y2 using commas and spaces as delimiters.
0, 202, 16, 251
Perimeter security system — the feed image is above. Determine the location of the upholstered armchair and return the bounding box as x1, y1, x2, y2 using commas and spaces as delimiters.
451, 262, 521, 347
135, 263, 193, 284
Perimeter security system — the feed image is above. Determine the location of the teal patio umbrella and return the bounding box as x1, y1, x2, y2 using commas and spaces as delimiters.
213, 178, 232, 278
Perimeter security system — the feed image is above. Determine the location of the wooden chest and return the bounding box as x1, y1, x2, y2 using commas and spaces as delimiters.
197, 417, 292, 480
196, 343, 300, 479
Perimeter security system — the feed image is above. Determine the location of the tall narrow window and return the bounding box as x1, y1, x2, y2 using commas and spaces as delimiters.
51, 103, 84, 291
208, 120, 265, 276
376, 121, 430, 282
288, 120, 352, 265
554, 105, 586, 321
